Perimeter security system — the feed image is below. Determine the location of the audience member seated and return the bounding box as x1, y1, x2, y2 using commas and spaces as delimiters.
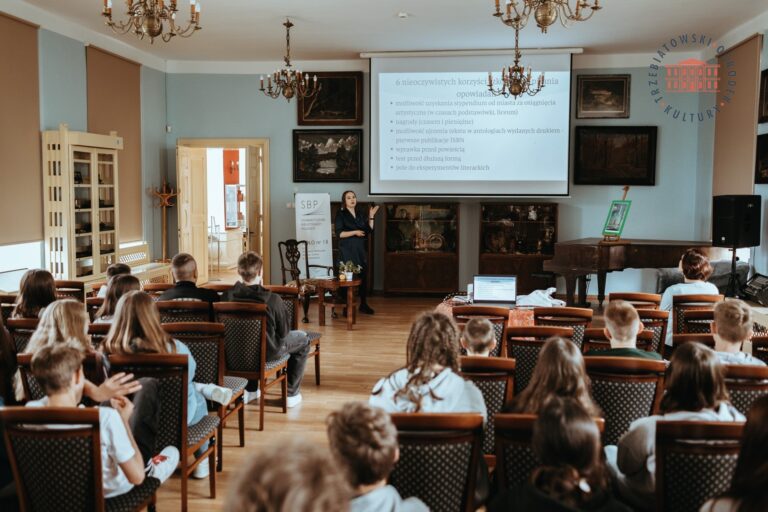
369, 311, 487, 419
326, 401, 428, 512
0, 316, 16, 405
222, 251, 310, 408
461, 318, 497, 357
226, 438, 350, 512
97, 263, 132, 298
489, 397, 630, 512
94, 275, 141, 324
712, 299, 766, 367
585, 300, 662, 360
11, 269, 57, 319
26, 345, 179, 497
158, 253, 220, 303
701, 395, 768, 512
660, 248, 719, 347
606, 342, 745, 511
101, 291, 232, 479
503, 337, 600, 416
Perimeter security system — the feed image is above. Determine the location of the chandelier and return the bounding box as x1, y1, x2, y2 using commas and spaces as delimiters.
487, 28, 544, 99
101, 0, 201, 43
260, 19, 320, 102
493, 0, 602, 33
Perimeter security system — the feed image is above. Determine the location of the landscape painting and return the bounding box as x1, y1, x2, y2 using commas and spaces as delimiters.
574, 126, 657, 185
297, 72, 363, 125
293, 129, 363, 182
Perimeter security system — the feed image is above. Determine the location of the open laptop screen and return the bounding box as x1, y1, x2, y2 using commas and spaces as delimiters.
473, 275, 517, 304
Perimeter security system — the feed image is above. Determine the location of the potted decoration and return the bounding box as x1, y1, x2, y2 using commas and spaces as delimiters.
338, 261, 362, 281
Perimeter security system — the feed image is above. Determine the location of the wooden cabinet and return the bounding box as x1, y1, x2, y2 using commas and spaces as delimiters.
479, 203, 558, 294
384, 203, 459, 294
42, 124, 123, 281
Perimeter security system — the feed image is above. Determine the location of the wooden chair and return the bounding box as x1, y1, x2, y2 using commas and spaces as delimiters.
581, 328, 657, 354
88, 323, 110, 350
459, 356, 515, 460
16, 352, 106, 402
0, 407, 160, 512
90, 281, 107, 297
156, 300, 211, 323
213, 302, 288, 431
669, 333, 715, 358
608, 292, 662, 309
533, 307, 592, 348
277, 239, 334, 323
86, 297, 104, 322
656, 421, 744, 512
671, 294, 724, 335
389, 413, 484, 512
108, 354, 218, 512
162, 322, 247, 472
143, 282, 173, 299
724, 364, 768, 415
681, 309, 714, 334
199, 283, 232, 298
584, 357, 666, 445
753, 335, 768, 364
452, 305, 510, 357
494, 413, 605, 493
54, 280, 86, 303
6, 318, 39, 353
637, 309, 670, 354
266, 285, 323, 385
506, 326, 574, 393
0, 294, 16, 324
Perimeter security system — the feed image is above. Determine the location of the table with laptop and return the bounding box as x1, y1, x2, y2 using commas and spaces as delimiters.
437, 275, 535, 327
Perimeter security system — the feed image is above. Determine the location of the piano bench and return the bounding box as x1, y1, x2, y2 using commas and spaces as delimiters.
656, 260, 750, 295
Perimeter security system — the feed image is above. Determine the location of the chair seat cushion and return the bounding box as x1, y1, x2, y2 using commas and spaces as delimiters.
266, 353, 291, 370
223, 376, 248, 395
187, 415, 220, 448
105, 477, 160, 512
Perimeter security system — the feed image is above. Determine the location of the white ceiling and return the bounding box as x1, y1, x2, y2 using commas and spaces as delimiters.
20, 0, 768, 61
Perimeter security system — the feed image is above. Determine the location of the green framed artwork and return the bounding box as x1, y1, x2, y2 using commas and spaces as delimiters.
602, 200, 631, 238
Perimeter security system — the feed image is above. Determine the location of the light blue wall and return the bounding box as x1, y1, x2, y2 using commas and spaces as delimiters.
38, 29, 87, 131
141, 67, 167, 259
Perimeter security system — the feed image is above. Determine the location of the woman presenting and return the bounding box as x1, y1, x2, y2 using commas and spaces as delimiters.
335, 190, 379, 314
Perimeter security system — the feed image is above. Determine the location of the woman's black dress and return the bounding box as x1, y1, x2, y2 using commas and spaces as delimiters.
334, 208, 373, 302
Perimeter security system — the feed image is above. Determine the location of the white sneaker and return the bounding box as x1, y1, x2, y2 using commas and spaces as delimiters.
244, 389, 261, 404
197, 383, 233, 405
192, 460, 210, 479
146, 446, 180, 483
286, 393, 303, 408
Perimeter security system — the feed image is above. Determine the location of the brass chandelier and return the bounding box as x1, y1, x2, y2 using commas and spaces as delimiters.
260, 19, 320, 102
488, 28, 544, 99
101, 0, 201, 43
493, 0, 602, 33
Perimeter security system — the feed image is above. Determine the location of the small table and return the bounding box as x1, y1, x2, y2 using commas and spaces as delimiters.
316, 278, 362, 331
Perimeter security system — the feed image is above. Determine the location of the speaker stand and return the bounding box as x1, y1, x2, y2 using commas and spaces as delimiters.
725, 246, 739, 298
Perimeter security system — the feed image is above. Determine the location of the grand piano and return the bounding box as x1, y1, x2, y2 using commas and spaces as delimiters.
543, 238, 731, 307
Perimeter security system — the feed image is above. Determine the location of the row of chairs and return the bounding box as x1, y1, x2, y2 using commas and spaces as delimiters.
1, 280, 87, 322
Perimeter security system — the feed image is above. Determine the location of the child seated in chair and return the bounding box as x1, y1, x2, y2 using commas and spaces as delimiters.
27, 344, 179, 497
461, 318, 497, 357
97, 263, 132, 298
327, 402, 428, 512
11, 269, 57, 319
712, 299, 766, 366
585, 300, 662, 360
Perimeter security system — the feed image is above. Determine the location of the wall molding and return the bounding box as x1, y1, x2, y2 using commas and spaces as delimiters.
165, 59, 369, 74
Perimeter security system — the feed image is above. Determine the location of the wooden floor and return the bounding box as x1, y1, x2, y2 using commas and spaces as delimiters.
157, 295, 437, 511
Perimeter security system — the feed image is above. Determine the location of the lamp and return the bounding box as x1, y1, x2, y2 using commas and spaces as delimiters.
487, 28, 545, 99
102, 0, 201, 44
260, 19, 320, 102
493, 0, 601, 33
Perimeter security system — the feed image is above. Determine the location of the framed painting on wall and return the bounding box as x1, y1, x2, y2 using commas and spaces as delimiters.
297, 71, 363, 126
574, 126, 657, 185
602, 200, 632, 238
576, 74, 631, 119
293, 129, 363, 183
759, 69, 768, 124
757, 133, 768, 184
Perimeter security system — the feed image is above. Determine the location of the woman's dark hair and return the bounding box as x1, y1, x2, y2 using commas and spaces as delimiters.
96, 274, 141, 319
530, 396, 610, 508
659, 342, 729, 413
13, 269, 57, 319
340, 190, 355, 210
680, 248, 713, 281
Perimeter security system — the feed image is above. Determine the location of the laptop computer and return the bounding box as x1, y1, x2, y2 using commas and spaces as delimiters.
472, 275, 517, 307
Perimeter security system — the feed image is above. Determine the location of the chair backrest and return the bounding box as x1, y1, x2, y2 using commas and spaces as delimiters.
54, 280, 86, 303
671, 294, 724, 335
107, 354, 188, 453
162, 322, 225, 386
143, 282, 173, 298
6, 318, 39, 353
584, 356, 666, 445
724, 364, 768, 415
506, 326, 574, 393
753, 335, 768, 364
581, 328, 656, 354
656, 421, 744, 512
85, 297, 104, 322
459, 356, 516, 455
669, 334, 715, 358
213, 302, 268, 378
0, 406, 105, 512
200, 283, 232, 298
156, 300, 211, 323
636, 309, 670, 354
265, 285, 300, 330
452, 305, 509, 357
278, 239, 309, 285
16, 352, 105, 402
533, 307, 591, 348
389, 413, 483, 512
88, 323, 110, 350
681, 309, 714, 334
0, 293, 16, 324
608, 292, 662, 309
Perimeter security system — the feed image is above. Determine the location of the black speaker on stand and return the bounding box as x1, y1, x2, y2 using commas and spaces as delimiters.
712, 195, 761, 297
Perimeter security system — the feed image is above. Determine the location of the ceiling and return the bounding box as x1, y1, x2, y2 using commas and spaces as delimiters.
21, 0, 768, 61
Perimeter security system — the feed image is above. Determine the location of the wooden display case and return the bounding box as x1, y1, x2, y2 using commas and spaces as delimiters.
479, 203, 558, 294
42, 124, 123, 281
384, 203, 459, 294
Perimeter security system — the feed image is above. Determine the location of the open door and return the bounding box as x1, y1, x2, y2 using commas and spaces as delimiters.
177, 146, 209, 284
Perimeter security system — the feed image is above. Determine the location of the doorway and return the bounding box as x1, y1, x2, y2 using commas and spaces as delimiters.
176, 139, 270, 285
